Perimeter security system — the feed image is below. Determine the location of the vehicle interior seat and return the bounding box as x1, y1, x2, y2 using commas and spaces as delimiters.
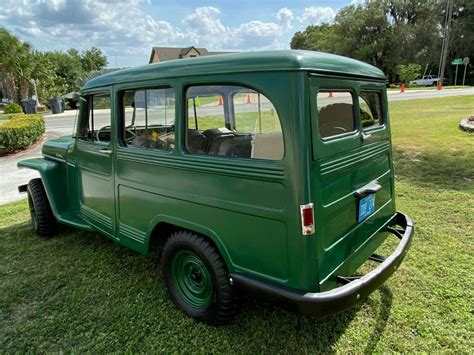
187, 129, 207, 153
217, 135, 252, 158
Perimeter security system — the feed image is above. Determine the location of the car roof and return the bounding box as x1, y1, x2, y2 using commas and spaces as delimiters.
83, 50, 385, 90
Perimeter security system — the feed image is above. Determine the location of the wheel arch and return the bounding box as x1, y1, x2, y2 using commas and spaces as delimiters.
145, 215, 234, 270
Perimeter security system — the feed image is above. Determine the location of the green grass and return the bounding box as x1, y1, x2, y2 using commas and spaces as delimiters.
1, 96, 473, 352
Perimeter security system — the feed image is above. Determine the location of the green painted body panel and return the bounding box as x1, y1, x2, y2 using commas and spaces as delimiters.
18, 50, 399, 294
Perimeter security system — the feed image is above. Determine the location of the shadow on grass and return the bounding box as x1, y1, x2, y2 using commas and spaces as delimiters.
393, 148, 474, 191
1, 221, 393, 352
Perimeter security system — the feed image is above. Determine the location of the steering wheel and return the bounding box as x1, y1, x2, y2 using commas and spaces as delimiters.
319, 123, 348, 137
96, 125, 111, 143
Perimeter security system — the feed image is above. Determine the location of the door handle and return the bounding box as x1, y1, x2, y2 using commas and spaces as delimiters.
355, 181, 382, 198
99, 148, 113, 155
361, 132, 372, 141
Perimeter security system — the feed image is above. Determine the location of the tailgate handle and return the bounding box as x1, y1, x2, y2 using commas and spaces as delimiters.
355, 181, 382, 198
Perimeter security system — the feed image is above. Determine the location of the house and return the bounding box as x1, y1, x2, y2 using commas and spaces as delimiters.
148, 46, 233, 64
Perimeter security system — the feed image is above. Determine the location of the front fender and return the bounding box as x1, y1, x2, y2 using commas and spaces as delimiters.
18, 158, 68, 218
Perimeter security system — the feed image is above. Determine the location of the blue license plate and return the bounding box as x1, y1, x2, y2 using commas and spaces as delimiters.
358, 194, 375, 222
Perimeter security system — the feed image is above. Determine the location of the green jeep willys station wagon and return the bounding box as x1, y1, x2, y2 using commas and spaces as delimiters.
18, 50, 414, 324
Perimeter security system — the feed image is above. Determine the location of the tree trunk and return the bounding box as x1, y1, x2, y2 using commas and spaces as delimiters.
1, 77, 17, 102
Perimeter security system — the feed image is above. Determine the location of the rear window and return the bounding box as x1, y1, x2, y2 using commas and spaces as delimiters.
316, 91, 355, 139
359, 92, 383, 130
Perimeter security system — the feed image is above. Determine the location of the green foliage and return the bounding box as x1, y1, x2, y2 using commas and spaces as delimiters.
0, 114, 45, 152
289, 0, 472, 83
81, 47, 108, 73
397, 63, 422, 83
0, 26, 109, 103
3, 102, 22, 114
31, 51, 68, 101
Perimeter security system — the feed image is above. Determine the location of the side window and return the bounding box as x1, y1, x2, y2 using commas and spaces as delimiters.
79, 93, 111, 144
359, 92, 383, 130
186, 85, 284, 161
122, 88, 175, 150
317, 91, 355, 139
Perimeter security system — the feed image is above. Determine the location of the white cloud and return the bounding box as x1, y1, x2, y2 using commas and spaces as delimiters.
300, 6, 336, 25
277, 7, 294, 30
0, 1, 339, 65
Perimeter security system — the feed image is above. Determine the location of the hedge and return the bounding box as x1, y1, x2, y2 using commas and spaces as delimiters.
4, 102, 22, 114
0, 114, 45, 152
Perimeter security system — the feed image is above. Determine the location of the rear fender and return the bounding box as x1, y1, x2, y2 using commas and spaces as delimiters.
17, 158, 68, 218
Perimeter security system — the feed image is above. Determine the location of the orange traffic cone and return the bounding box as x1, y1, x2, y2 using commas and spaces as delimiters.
437, 81, 442, 90
218, 96, 223, 105
401, 83, 405, 93
246, 94, 252, 104
328, 91, 333, 97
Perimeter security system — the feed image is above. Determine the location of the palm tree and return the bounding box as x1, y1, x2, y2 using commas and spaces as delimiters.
0, 27, 34, 103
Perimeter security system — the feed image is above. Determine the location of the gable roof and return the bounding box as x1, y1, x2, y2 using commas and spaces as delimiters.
85, 50, 386, 90
149, 46, 214, 63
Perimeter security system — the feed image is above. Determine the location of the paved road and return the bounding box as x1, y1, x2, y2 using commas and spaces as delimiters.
1, 87, 473, 205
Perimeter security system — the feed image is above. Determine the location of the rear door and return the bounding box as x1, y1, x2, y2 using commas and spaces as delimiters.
309, 75, 395, 287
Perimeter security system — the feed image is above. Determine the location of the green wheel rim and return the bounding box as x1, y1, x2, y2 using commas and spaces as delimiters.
170, 249, 213, 309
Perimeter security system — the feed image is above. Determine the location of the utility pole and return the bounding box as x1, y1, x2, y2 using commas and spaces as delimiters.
438, 0, 454, 84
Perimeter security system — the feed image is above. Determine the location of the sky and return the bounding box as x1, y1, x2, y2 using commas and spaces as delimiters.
0, 0, 361, 68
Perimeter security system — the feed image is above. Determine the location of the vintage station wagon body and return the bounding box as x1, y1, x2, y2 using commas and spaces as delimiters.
18, 51, 413, 323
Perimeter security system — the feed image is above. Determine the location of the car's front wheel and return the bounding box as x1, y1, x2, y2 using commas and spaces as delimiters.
162, 231, 235, 325
27, 178, 57, 237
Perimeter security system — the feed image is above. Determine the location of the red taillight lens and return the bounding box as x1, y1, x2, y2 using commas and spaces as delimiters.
300, 203, 315, 235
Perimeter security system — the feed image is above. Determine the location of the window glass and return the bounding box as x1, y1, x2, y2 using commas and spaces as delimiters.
79, 93, 111, 144
359, 92, 383, 129
122, 88, 175, 150
317, 91, 355, 139
186, 85, 283, 160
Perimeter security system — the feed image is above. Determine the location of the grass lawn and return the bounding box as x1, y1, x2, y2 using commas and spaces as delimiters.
1, 96, 473, 352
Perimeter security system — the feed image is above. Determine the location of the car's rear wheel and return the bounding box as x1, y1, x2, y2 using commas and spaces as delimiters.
162, 231, 235, 325
27, 178, 57, 237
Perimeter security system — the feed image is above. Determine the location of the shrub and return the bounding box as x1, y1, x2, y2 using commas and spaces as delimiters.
397, 63, 422, 84
0, 114, 45, 152
4, 102, 22, 114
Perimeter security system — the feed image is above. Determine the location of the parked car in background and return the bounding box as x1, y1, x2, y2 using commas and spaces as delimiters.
410, 75, 442, 86
17, 50, 414, 325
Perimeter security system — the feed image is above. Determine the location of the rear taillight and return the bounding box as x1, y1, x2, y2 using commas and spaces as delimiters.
300, 203, 315, 236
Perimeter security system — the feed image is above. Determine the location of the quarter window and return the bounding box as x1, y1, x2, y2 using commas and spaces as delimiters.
317, 91, 355, 139
186, 85, 284, 160
122, 88, 175, 150
79, 93, 111, 144
359, 92, 383, 129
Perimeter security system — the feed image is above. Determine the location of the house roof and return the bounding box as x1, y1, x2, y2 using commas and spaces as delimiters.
149, 46, 217, 63
84, 50, 385, 90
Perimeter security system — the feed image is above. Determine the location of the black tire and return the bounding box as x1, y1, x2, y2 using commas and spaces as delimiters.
162, 231, 235, 325
27, 178, 57, 237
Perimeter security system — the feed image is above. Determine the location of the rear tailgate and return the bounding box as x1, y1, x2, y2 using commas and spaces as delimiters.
309, 76, 396, 290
